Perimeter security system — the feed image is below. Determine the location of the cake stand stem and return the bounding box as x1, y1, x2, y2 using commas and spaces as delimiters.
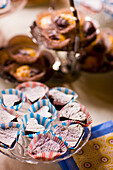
69, 0, 81, 74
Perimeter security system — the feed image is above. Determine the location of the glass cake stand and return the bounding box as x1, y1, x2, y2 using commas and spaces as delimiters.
0, 0, 27, 18
0, 123, 91, 164
29, 23, 81, 84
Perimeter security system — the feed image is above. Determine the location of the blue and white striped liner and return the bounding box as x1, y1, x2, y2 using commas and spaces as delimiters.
29, 99, 58, 120
21, 111, 54, 139
0, 0, 9, 9
103, 0, 113, 17
0, 122, 21, 149
50, 122, 85, 150
0, 88, 26, 117
48, 87, 78, 102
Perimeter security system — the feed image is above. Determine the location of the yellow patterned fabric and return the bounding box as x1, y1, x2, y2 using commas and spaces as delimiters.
72, 133, 113, 170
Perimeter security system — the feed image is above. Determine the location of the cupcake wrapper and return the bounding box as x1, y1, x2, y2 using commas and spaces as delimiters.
79, 104, 92, 127
49, 87, 78, 98
28, 132, 67, 161
21, 111, 53, 139
48, 87, 78, 102
29, 99, 58, 120
16, 81, 49, 103
58, 102, 92, 127
0, 89, 26, 118
0, 0, 9, 9
0, 122, 21, 149
50, 121, 85, 150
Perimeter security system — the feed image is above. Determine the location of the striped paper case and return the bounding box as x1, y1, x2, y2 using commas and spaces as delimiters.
0, 0, 9, 9
28, 132, 67, 161
58, 102, 92, 127
0, 88, 26, 118
48, 87, 78, 102
16, 81, 49, 103
79, 104, 92, 127
0, 122, 21, 149
103, 0, 113, 17
29, 99, 58, 120
21, 111, 54, 139
50, 121, 85, 150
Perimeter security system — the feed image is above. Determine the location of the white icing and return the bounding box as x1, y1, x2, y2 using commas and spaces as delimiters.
35, 106, 52, 118
3, 94, 20, 107
59, 102, 86, 121
0, 107, 16, 124
49, 89, 73, 104
23, 86, 46, 102
26, 118, 45, 132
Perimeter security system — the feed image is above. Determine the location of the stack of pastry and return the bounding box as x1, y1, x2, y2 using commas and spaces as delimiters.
31, 8, 113, 72
31, 8, 97, 51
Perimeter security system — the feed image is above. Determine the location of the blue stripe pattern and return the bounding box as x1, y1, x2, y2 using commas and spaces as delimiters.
36, 114, 40, 124
9, 122, 13, 127
32, 104, 35, 112
15, 90, 18, 95
9, 89, 12, 94
1, 123, 5, 130
57, 87, 61, 91
0, 89, 25, 112
45, 121, 50, 129
42, 117, 46, 126
2, 90, 5, 94
24, 115, 28, 125
65, 88, 68, 94
30, 112, 34, 118
38, 101, 40, 109
0, 122, 21, 149
29, 99, 57, 120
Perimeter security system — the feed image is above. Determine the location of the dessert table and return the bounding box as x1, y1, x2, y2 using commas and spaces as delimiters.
0, 6, 113, 170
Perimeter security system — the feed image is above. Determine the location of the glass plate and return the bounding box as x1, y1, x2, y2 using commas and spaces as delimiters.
0, 123, 91, 164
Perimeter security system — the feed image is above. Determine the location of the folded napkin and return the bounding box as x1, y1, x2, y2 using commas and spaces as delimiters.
59, 120, 113, 170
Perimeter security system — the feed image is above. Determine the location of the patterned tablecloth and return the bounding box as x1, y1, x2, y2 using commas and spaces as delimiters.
59, 120, 113, 170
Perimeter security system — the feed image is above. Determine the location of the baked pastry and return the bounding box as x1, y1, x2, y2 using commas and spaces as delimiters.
59, 102, 87, 124
28, 133, 67, 160
48, 88, 74, 110
8, 35, 42, 64
52, 9, 76, 34
0, 35, 55, 83
9, 64, 46, 82
29, 99, 58, 120
80, 20, 97, 48
25, 118, 45, 135
79, 51, 105, 72
16, 81, 49, 103
34, 106, 52, 119
79, 28, 113, 72
36, 11, 53, 30
41, 29, 71, 50
31, 8, 98, 51
0, 123, 20, 149
0, 107, 17, 124
2, 94, 21, 107
52, 123, 84, 148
